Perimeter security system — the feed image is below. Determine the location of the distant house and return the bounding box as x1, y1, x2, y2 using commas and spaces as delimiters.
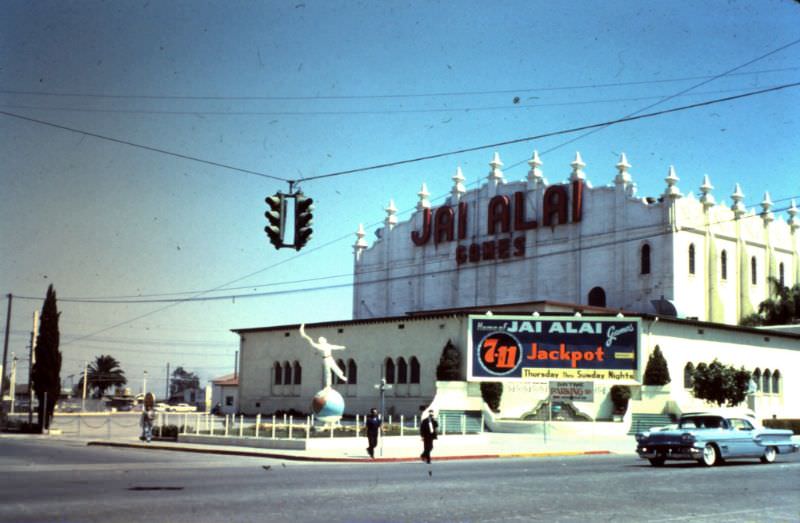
168, 387, 203, 407
211, 374, 239, 415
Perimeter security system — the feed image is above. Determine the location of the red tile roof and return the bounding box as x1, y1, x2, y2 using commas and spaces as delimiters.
212, 373, 238, 386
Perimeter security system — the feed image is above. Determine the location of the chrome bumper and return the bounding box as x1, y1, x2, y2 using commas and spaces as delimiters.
637, 445, 703, 461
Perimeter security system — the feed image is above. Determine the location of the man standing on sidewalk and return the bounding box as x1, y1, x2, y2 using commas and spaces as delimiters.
365, 408, 381, 458
420, 410, 438, 464
140, 393, 155, 443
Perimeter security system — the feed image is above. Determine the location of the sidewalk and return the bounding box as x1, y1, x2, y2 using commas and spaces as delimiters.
83, 432, 638, 463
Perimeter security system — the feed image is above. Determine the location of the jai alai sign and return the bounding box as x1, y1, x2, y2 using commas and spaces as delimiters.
410, 181, 584, 265
467, 315, 640, 381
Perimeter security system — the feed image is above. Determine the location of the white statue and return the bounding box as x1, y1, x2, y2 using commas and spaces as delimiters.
300, 323, 347, 388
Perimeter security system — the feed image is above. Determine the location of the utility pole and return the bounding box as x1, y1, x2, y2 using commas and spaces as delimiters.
28, 310, 39, 425
81, 361, 88, 412
1, 294, 12, 424
9, 354, 17, 414
165, 362, 170, 401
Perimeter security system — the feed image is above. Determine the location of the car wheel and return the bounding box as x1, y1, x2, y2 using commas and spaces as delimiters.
699, 444, 719, 467
760, 446, 777, 464
648, 457, 665, 467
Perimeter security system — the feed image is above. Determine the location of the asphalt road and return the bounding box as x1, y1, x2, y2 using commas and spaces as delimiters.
1, 437, 798, 523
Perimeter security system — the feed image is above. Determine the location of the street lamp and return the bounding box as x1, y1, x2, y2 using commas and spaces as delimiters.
373, 377, 393, 457
143, 370, 148, 399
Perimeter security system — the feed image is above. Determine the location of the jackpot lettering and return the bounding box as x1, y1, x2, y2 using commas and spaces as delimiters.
527, 343, 605, 368
411, 182, 584, 265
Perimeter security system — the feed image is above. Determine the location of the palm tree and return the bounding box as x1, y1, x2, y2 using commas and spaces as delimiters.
752, 277, 800, 326
740, 276, 800, 327
80, 355, 127, 398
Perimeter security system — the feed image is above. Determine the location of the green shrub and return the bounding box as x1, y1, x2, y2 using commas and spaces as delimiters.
643, 346, 671, 386
691, 359, 750, 407
480, 382, 503, 412
610, 385, 631, 414
153, 424, 179, 439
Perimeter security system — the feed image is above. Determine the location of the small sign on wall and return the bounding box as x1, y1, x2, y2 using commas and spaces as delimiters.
549, 381, 594, 402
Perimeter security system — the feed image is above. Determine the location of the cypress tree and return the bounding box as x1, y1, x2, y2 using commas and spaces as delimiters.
31, 285, 62, 431
643, 346, 671, 386
436, 339, 462, 380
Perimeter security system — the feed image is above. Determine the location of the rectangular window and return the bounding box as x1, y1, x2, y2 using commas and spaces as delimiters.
225, 396, 234, 406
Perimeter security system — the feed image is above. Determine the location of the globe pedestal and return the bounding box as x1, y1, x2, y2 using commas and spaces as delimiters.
311, 387, 345, 427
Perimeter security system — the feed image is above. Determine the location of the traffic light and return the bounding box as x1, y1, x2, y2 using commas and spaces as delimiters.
264, 193, 285, 249
294, 192, 314, 250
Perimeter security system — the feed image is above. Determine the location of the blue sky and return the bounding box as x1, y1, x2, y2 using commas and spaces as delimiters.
2, 0, 798, 393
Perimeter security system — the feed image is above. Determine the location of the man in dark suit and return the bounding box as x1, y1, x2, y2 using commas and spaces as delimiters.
365, 408, 381, 458
420, 409, 438, 463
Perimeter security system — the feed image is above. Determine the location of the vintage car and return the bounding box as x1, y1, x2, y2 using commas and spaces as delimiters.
636, 411, 799, 467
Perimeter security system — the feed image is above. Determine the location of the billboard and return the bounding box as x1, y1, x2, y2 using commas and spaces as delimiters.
467, 315, 640, 381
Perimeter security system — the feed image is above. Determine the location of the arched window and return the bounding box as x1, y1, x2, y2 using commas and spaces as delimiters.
641, 244, 651, 275
751, 256, 757, 285
721, 250, 728, 280
683, 362, 694, 389
384, 357, 395, 384
588, 287, 606, 307
283, 361, 292, 385
335, 358, 346, 385
347, 359, 358, 384
410, 357, 421, 384
772, 370, 780, 394
293, 361, 302, 385
688, 244, 696, 275
274, 362, 283, 385
753, 368, 761, 392
397, 357, 408, 384
762, 369, 771, 394
779, 262, 785, 288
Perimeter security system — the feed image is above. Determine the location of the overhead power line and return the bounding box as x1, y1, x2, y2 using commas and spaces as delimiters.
294, 82, 800, 183
0, 85, 787, 117
2, 82, 798, 188
527, 36, 800, 162
0, 110, 286, 182
1, 66, 796, 101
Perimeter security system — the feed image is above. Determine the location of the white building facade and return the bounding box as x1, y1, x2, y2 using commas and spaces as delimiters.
234, 311, 799, 420
352, 152, 800, 325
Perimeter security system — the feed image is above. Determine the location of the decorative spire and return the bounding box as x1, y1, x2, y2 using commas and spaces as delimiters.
570, 152, 586, 182
527, 150, 545, 187
353, 223, 367, 255
760, 192, 774, 224
663, 165, 682, 198
416, 183, 430, 211
451, 167, 466, 201
699, 174, 715, 208
788, 199, 799, 231
614, 153, 631, 185
731, 184, 746, 218
385, 199, 398, 229
487, 152, 504, 184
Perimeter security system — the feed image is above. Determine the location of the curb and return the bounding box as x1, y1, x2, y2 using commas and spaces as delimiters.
86, 440, 612, 463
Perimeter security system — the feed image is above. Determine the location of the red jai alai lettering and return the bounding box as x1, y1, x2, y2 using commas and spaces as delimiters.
411, 181, 584, 265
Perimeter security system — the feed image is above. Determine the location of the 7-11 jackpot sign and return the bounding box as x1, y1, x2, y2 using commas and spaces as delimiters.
467, 315, 641, 381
